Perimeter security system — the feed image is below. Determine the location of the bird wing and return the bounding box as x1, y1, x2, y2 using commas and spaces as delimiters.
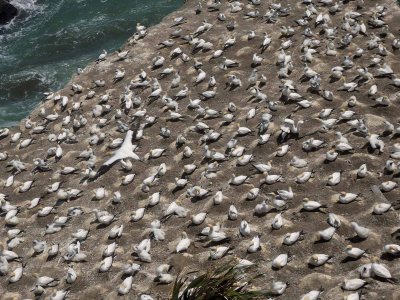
126, 150, 140, 161
104, 151, 124, 166
92, 154, 121, 180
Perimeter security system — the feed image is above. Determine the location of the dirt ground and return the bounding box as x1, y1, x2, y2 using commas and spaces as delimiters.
1, 0, 400, 299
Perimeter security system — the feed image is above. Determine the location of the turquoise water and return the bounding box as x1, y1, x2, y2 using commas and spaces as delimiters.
0, 0, 183, 128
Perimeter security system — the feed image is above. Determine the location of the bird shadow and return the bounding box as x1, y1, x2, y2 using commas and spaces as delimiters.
152, 65, 163, 71
306, 87, 321, 95
346, 236, 367, 243
391, 133, 400, 140
381, 131, 392, 138
228, 85, 240, 91
31, 252, 42, 258
46, 254, 58, 262
219, 121, 233, 127
200, 157, 211, 165
190, 195, 209, 204
96, 223, 111, 230
392, 173, 400, 179
299, 208, 326, 214
299, 76, 310, 83
313, 239, 331, 245
203, 239, 231, 248
308, 264, 321, 270
340, 256, 361, 264
371, 103, 387, 108
391, 228, 400, 239
121, 273, 133, 281
380, 253, 400, 261
363, 144, 382, 155
252, 211, 268, 218
54, 199, 66, 208
171, 186, 184, 194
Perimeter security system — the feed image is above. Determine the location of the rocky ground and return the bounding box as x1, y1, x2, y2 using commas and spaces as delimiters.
1, 0, 400, 299
0, 0, 18, 25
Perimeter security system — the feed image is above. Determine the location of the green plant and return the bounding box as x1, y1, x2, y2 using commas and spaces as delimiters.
171, 262, 271, 300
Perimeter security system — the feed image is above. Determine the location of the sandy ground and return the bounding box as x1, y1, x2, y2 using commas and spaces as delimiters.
1, 0, 400, 299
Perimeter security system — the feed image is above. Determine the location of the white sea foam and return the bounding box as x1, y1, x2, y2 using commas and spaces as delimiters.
0, 0, 45, 32
9, 0, 38, 12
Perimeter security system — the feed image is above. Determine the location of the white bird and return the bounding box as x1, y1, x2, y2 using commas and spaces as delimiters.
277, 187, 293, 200
345, 245, 366, 259
283, 231, 303, 245
308, 254, 331, 267
109, 225, 123, 239
103, 242, 117, 257
271, 213, 284, 230
371, 260, 392, 280
350, 222, 369, 239
35, 275, 59, 287
380, 181, 398, 192
247, 235, 261, 253
338, 192, 358, 204
208, 224, 229, 242
118, 276, 133, 295
357, 164, 368, 178
373, 203, 392, 214
210, 246, 232, 260
272, 253, 288, 269
176, 232, 191, 252
99, 256, 113, 272
228, 204, 238, 220
191, 212, 207, 225
97, 49, 107, 61
327, 213, 341, 228
383, 244, 400, 256
239, 220, 251, 236
300, 289, 323, 300
302, 198, 326, 211
342, 278, 367, 291
66, 266, 77, 284
95, 125, 140, 178
318, 227, 336, 241
93, 209, 116, 225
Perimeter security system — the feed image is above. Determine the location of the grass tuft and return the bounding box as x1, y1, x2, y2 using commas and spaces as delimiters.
170, 261, 272, 300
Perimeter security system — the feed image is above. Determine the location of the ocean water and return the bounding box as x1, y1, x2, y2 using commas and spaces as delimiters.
0, 0, 183, 128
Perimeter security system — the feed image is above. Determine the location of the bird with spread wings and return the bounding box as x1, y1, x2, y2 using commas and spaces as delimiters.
93, 118, 141, 180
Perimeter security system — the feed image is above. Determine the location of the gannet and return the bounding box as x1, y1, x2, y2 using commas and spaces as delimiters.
118, 276, 133, 295
97, 49, 107, 62
94, 120, 141, 179
246, 234, 260, 253
300, 289, 324, 300
383, 244, 400, 256
9, 264, 23, 283
341, 278, 367, 291
272, 253, 289, 269
176, 232, 191, 252
373, 203, 392, 215
308, 254, 331, 267
350, 222, 369, 239
345, 245, 366, 259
